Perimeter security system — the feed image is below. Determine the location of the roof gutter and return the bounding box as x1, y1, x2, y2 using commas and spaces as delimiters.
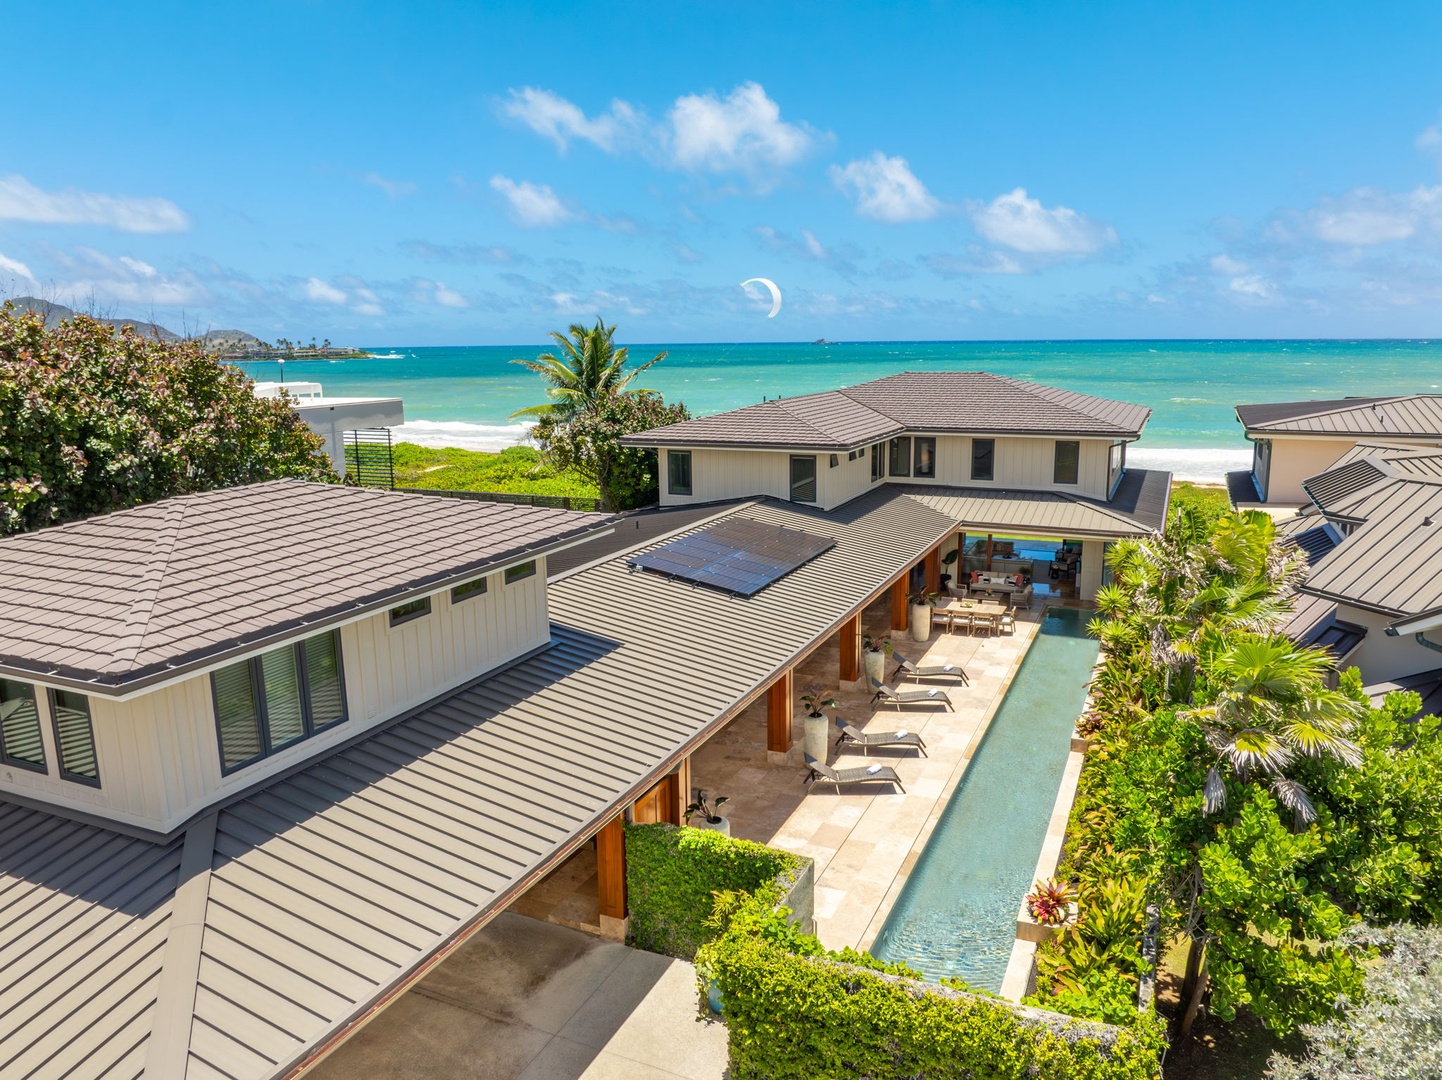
1387, 607, 1442, 637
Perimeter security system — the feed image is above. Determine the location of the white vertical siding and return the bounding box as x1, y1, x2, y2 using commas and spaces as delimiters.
818, 447, 879, 510
0, 564, 553, 834
1078, 540, 1106, 601
919, 435, 1112, 499
660, 447, 791, 505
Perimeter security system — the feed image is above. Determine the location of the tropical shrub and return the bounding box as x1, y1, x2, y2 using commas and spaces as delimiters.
1268, 923, 1442, 1080
1026, 878, 1076, 925
0, 304, 331, 532
1030, 878, 1151, 1026
533, 391, 690, 510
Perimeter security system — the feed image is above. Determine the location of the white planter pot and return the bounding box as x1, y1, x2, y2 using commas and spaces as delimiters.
694, 816, 731, 837
910, 604, 932, 642
803, 712, 830, 764
863, 650, 886, 687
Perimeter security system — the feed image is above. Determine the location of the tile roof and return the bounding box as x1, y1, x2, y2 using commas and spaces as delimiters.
894, 467, 1171, 538
621, 371, 1151, 449
1235, 394, 1442, 437
0, 486, 960, 1080
0, 481, 613, 690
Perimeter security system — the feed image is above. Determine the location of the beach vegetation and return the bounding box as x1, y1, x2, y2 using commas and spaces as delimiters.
0, 303, 330, 534
510, 318, 666, 420
391, 442, 598, 499
533, 390, 690, 510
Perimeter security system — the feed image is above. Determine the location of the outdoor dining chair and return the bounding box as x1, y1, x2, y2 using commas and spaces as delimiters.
999, 607, 1017, 634
804, 754, 906, 793
930, 608, 953, 634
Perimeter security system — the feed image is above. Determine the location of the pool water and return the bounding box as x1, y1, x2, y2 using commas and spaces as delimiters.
870, 606, 1100, 990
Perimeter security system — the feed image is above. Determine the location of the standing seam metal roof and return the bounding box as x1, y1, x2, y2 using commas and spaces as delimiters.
0, 486, 961, 1080
1236, 394, 1442, 437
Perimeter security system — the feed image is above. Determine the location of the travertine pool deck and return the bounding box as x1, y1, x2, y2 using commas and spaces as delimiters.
691, 591, 1072, 955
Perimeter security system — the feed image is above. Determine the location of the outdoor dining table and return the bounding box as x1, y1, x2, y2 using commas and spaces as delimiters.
939, 599, 1006, 636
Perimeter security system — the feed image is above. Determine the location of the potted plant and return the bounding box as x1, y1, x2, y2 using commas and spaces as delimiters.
908, 588, 938, 643
686, 790, 731, 836
861, 633, 892, 686
800, 682, 837, 764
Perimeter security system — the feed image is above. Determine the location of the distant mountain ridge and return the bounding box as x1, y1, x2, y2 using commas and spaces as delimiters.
4, 295, 261, 349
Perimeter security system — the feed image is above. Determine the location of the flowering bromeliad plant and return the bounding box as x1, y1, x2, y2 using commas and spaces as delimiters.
1025, 878, 1077, 925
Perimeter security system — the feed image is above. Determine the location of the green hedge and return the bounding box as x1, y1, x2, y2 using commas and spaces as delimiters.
625, 823, 802, 960
704, 927, 1165, 1080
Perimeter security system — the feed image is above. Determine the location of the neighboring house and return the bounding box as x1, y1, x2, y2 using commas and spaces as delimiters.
621, 371, 1172, 601
1227, 394, 1442, 507
1279, 442, 1442, 715
0, 476, 990, 1077
252, 380, 404, 484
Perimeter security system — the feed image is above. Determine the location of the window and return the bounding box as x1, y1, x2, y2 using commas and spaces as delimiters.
971, 438, 995, 481
847, 450, 857, 461
505, 560, 537, 584
789, 455, 817, 502
829, 454, 839, 468
389, 596, 431, 626
888, 437, 912, 477
1107, 441, 1125, 490
871, 442, 885, 482
451, 575, 489, 603
667, 450, 692, 496
212, 631, 346, 773
1054, 440, 1080, 485
49, 689, 99, 786
913, 437, 936, 479
0, 679, 45, 772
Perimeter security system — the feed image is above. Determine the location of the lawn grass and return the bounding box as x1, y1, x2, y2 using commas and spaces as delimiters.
391, 443, 599, 499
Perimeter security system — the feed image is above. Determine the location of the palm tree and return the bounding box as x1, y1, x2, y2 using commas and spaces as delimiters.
510, 319, 665, 419
1185, 634, 1362, 825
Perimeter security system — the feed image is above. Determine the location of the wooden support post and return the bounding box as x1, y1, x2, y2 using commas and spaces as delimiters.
924, 548, 941, 594
839, 611, 862, 685
890, 577, 909, 632
675, 756, 692, 826
986, 533, 994, 571
766, 669, 794, 758
596, 814, 627, 927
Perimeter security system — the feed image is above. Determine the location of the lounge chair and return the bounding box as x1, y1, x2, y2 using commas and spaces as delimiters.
834, 717, 927, 756
890, 652, 970, 685
870, 680, 954, 710
804, 754, 906, 793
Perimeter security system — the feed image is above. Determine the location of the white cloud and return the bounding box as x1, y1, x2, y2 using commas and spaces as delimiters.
1418, 113, 1442, 162
1209, 254, 1248, 275
52, 247, 206, 306
497, 87, 642, 153
305, 277, 348, 304
489, 175, 575, 227
498, 81, 818, 187
1229, 274, 1278, 301
361, 171, 417, 199
349, 285, 384, 317
829, 153, 941, 223
423, 280, 467, 308
0, 174, 189, 233
969, 188, 1117, 255
0, 252, 36, 281
755, 225, 859, 275
666, 82, 816, 179
1306, 186, 1441, 245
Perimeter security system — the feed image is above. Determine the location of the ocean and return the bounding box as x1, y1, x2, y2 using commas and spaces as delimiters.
238, 339, 1442, 483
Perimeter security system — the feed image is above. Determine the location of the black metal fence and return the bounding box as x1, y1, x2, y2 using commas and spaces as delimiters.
396, 487, 602, 513
344, 429, 396, 489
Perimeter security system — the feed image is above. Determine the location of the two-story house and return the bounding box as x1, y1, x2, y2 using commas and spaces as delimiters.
1227, 393, 1442, 508
621, 371, 1172, 602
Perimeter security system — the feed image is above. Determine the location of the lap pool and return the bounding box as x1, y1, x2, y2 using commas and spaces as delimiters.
870, 606, 1099, 991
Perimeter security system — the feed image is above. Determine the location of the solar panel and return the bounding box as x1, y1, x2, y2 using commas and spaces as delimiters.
628, 517, 837, 596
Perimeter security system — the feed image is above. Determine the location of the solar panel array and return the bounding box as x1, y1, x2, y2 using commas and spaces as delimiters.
628, 516, 837, 596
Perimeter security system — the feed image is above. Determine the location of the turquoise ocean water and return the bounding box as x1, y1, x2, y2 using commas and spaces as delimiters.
239, 340, 1442, 482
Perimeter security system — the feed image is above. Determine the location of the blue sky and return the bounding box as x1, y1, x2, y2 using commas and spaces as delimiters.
3, 0, 1442, 344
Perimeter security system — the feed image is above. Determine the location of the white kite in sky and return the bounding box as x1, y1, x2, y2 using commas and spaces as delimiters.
740, 277, 782, 318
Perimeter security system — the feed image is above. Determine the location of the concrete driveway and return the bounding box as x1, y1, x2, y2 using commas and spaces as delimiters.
308, 912, 728, 1080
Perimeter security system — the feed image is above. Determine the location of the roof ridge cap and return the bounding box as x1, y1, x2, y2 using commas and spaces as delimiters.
768, 395, 850, 442
111, 501, 190, 667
